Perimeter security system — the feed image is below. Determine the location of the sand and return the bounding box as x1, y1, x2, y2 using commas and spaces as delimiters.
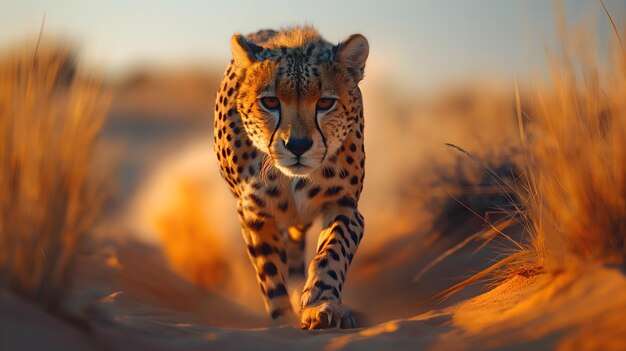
4, 239, 625, 351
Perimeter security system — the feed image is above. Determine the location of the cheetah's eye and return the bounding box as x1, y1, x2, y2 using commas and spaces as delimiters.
260, 97, 280, 111
316, 98, 336, 112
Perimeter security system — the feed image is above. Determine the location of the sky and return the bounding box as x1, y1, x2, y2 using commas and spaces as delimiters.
0, 0, 622, 91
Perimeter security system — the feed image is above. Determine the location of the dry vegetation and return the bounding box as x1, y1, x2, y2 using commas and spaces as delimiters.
518, 45, 626, 268
0, 42, 109, 311
155, 179, 229, 290
444, 22, 626, 293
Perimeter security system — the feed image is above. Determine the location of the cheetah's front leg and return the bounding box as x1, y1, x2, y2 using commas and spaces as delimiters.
300, 200, 364, 329
240, 206, 295, 325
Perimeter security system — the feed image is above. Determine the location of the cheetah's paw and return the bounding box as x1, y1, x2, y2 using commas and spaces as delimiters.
300, 301, 358, 329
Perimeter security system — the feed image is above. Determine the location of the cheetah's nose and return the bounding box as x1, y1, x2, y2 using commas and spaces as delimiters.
284, 137, 313, 157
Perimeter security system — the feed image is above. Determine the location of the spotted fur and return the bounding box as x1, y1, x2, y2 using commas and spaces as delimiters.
213, 26, 368, 329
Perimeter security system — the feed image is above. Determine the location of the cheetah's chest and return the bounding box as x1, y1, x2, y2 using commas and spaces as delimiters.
240, 165, 351, 231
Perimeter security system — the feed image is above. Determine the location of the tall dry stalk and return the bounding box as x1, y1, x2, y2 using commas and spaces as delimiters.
0, 43, 109, 310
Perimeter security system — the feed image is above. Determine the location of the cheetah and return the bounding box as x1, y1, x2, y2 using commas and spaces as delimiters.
213, 26, 368, 329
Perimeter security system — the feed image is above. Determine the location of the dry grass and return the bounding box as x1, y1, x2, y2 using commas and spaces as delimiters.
436, 18, 626, 298
0, 42, 110, 310
519, 46, 626, 267
155, 179, 229, 290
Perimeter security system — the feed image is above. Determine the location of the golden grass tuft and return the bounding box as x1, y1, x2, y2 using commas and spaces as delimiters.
0, 42, 110, 310
519, 49, 626, 267
155, 179, 229, 290
437, 19, 626, 298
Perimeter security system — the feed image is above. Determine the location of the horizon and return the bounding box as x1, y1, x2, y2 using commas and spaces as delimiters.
0, 1, 622, 91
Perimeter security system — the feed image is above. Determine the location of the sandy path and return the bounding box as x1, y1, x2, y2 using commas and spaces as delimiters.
7, 256, 624, 351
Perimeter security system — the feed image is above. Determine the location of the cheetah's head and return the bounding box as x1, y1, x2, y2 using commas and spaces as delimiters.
230, 30, 368, 177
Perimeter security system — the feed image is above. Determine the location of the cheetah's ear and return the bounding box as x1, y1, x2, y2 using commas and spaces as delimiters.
336, 34, 369, 81
231, 34, 264, 68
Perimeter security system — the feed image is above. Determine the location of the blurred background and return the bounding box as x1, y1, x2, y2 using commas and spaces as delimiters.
1, 0, 625, 342
1, 1, 615, 90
